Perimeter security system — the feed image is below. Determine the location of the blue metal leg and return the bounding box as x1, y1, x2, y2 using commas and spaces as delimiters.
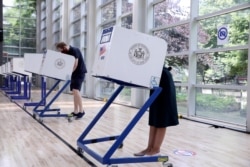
24, 76, 46, 107
77, 86, 169, 165
33, 80, 71, 119
10, 75, 31, 100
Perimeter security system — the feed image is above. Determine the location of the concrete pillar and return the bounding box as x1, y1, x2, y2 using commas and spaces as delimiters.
130, 0, 148, 108
85, 0, 97, 98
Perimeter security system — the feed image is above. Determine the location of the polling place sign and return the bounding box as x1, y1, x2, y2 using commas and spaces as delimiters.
217, 25, 229, 45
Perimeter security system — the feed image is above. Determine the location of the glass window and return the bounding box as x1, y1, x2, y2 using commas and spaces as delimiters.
101, 1, 116, 23
53, 8, 61, 21
22, 28, 36, 38
153, 0, 190, 28
54, 31, 60, 44
73, 0, 82, 5
199, 0, 249, 16
198, 9, 250, 49
41, 29, 46, 39
3, 7, 19, 17
21, 48, 36, 55
41, 39, 46, 50
72, 35, 81, 48
21, 19, 36, 28
196, 50, 248, 85
73, 5, 81, 21
165, 55, 189, 83
121, 14, 132, 29
176, 86, 188, 116
21, 38, 36, 48
117, 86, 131, 105
41, 10, 46, 20
41, 0, 46, 10
102, 22, 116, 29
195, 88, 247, 125
53, 0, 61, 9
100, 79, 115, 99
41, 19, 46, 30
122, 0, 133, 14
102, 0, 111, 4
53, 19, 60, 32
82, 17, 87, 32
153, 24, 189, 53
73, 20, 81, 34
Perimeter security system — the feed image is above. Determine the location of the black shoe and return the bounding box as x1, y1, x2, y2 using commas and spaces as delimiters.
75, 112, 85, 119
70, 112, 77, 116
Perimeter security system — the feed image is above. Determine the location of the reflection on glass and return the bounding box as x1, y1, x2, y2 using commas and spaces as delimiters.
176, 86, 188, 115
53, 0, 61, 9
41, 10, 46, 20
53, 19, 60, 32
3, 0, 36, 57
3, 7, 20, 17
195, 88, 247, 125
199, 0, 249, 16
153, 0, 190, 28
102, 22, 116, 29
21, 48, 36, 55
165, 55, 189, 83
100, 80, 115, 99
73, 35, 81, 48
41, 0, 46, 10
21, 38, 36, 48
101, 1, 116, 23
122, 0, 133, 14
121, 14, 132, 29
117, 86, 131, 105
73, 5, 81, 20
22, 28, 36, 38
196, 50, 248, 85
198, 9, 250, 49
53, 8, 60, 21
102, 0, 110, 4
73, 21, 81, 34
54, 31, 60, 44
153, 24, 189, 53
73, 0, 82, 5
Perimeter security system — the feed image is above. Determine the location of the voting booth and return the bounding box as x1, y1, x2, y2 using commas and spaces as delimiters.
92, 26, 166, 88
77, 26, 170, 166
24, 53, 44, 75
11, 58, 31, 77
5, 58, 32, 100
23, 50, 75, 121
24, 50, 74, 80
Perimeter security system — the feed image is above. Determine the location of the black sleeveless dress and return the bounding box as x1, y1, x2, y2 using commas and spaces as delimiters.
149, 67, 179, 128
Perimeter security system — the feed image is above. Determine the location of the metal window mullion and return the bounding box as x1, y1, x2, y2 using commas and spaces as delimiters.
195, 3, 250, 21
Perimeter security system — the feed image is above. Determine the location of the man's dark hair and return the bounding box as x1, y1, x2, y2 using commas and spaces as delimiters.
55, 42, 67, 49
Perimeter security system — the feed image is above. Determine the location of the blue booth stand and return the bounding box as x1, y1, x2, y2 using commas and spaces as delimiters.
23, 76, 47, 109
10, 74, 31, 101
76, 79, 171, 167
32, 78, 71, 123
76, 26, 172, 166
23, 50, 75, 122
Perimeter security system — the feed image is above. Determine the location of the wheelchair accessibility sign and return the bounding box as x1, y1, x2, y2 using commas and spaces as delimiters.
217, 25, 229, 45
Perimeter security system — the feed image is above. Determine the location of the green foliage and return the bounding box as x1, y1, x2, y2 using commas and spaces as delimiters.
197, 2, 249, 83
3, 0, 36, 55
196, 93, 237, 112
176, 92, 187, 102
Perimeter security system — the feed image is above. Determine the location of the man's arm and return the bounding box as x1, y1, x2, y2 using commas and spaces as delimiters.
73, 58, 79, 72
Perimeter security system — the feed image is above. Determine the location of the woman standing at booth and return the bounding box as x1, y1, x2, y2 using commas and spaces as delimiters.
134, 66, 179, 156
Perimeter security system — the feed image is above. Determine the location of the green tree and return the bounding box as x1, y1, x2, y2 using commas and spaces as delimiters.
3, 0, 36, 56
198, 0, 249, 84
